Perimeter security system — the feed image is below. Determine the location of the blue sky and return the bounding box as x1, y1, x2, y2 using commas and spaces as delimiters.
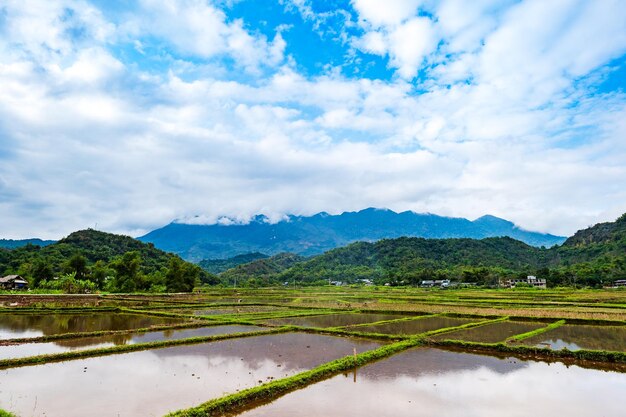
0, 0, 625, 239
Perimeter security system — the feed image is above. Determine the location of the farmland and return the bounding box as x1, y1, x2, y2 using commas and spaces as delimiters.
1, 287, 626, 416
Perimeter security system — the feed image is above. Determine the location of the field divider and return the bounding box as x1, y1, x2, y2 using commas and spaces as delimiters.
284, 325, 411, 341
226, 309, 345, 322
0, 320, 241, 346
420, 316, 509, 338
428, 339, 626, 365
506, 320, 566, 343
335, 314, 442, 330
0, 306, 120, 315
165, 337, 423, 417
0, 327, 290, 370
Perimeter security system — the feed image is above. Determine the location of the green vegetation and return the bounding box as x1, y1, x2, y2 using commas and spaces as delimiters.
219, 252, 306, 287
0, 229, 218, 293
210, 213, 626, 288
507, 320, 566, 342
0, 409, 17, 417
198, 252, 269, 274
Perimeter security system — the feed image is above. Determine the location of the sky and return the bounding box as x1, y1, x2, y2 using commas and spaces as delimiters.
1, 0, 626, 239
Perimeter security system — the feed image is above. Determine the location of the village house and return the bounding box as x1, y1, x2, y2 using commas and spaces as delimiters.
505, 275, 547, 289
0, 275, 29, 290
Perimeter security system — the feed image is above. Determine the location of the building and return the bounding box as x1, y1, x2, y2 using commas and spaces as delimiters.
420, 279, 451, 288
0, 275, 29, 290
506, 275, 546, 289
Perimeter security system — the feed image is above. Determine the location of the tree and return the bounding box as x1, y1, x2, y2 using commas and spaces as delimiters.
91, 260, 110, 289
110, 251, 141, 292
165, 257, 199, 292
32, 258, 54, 287
66, 254, 88, 280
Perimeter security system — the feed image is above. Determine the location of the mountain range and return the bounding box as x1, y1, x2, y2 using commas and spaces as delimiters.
213, 213, 626, 287
139, 208, 566, 261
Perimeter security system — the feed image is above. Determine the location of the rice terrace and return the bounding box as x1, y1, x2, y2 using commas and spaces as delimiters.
1, 286, 626, 416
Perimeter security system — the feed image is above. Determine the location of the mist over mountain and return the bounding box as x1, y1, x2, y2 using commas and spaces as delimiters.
139, 208, 566, 262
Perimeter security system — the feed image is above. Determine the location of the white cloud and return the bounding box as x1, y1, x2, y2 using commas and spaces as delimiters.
0, 0, 625, 240
121, 0, 286, 72
352, 0, 424, 28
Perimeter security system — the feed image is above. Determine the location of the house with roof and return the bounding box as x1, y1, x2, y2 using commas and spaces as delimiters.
0, 275, 29, 290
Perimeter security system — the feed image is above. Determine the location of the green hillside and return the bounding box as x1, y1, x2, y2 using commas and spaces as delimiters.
0, 229, 216, 292
216, 214, 626, 288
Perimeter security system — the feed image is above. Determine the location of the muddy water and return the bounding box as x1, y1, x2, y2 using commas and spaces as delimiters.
354, 316, 479, 335
0, 333, 382, 417
434, 320, 546, 343
0, 313, 183, 340
0, 325, 261, 360
264, 313, 408, 328
520, 324, 626, 351
237, 347, 626, 417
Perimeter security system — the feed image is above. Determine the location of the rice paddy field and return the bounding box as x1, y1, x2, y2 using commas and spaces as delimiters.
1, 287, 626, 416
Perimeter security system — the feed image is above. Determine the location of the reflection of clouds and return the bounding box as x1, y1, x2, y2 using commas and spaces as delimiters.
0, 333, 374, 417
241, 349, 626, 417
360, 348, 528, 379
152, 333, 381, 372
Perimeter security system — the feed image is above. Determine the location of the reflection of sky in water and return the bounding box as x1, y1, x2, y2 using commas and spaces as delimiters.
240, 348, 626, 417
0, 313, 181, 339
0, 325, 261, 360
535, 339, 582, 351
0, 333, 381, 417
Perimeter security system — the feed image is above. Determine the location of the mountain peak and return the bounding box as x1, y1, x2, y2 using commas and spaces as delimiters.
139, 209, 566, 261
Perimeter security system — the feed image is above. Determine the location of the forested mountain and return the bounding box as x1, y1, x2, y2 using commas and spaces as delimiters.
0, 238, 55, 249
0, 229, 215, 292
140, 208, 566, 261
220, 253, 306, 285
198, 252, 269, 274
214, 214, 626, 288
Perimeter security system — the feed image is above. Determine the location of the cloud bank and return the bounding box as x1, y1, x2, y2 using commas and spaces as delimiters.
0, 0, 625, 239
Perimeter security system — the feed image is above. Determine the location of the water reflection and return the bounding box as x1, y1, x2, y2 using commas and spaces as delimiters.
0, 325, 261, 360
238, 348, 626, 417
265, 313, 408, 328
355, 317, 478, 335
0, 333, 382, 417
0, 313, 182, 340
435, 321, 546, 343
521, 324, 626, 351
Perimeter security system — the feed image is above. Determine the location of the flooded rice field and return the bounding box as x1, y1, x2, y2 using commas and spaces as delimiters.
0, 325, 261, 360
171, 306, 290, 316
519, 323, 626, 351
352, 316, 479, 335
0, 332, 382, 417
433, 320, 547, 343
237, 347, 626, 417
264, 313, 408, 328
0, 313, 183, 340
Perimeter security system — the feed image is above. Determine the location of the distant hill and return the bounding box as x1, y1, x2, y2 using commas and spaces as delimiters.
198, 252, 269, 274
220, 253, 306, 285
216, 213, 626, 288
0, 229, 214, 291
139, 208, 566, 261
0, 238, 56, 249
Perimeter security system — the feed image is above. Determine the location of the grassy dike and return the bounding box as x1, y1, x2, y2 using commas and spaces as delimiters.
429, 338, 626, 365
0, 327, 289, 369
0, 320, 238, 345
507, 319, 566, 342
165, 338, 423, 417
